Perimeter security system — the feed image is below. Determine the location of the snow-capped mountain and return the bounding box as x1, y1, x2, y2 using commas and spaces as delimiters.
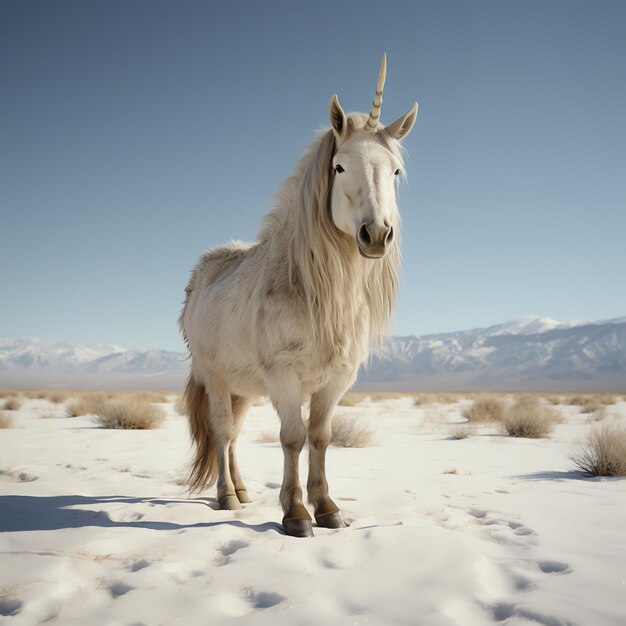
360, 316, 626, 390
0, 338, 127, 371
0, 338, 186, 389
1, 316, 625, 391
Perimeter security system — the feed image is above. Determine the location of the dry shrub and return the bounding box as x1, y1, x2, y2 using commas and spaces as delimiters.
563, 395, 588, 406
0, 412, 13, 428
94, 398, 165, 429
562, 394, 615, 411
502, 396, 555, 438
463, 396, 506, 422
0, 390, 19, 399
2, 397, 23, 411
571, 423, 626, 477
369, 392, 404, 402
255, 430, 279, 443
413, 393, 459, 406
66, 392, 108, 417
422, 405, 450, 430
47, 390, 70, 404
131, 391, 168, 403
338, 393, 363, 407
580, 398, 603, 414
592, 407, 607, 422
595, 394, 617, 406
450, 423, 476, 440
331, 413, 373, 448
435, 393, 464, 404
542, 394, 563, 405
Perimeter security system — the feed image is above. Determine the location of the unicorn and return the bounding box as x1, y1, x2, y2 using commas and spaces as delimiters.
180, 54, 417, 536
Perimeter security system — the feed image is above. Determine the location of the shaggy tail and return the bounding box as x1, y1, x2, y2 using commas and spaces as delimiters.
181, 376, 217, 493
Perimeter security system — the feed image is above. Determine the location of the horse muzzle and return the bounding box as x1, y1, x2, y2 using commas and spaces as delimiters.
356, 222, 394, 259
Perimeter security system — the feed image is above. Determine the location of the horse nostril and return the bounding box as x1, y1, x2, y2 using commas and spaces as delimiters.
385, 226, 394, 244
358, 223, 372, 246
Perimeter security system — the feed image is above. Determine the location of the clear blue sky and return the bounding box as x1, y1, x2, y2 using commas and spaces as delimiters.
1, 0, 625, 351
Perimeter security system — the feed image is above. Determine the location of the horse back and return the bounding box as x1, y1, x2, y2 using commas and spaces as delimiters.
179, 241, 255, 334
188, 241, 254, 289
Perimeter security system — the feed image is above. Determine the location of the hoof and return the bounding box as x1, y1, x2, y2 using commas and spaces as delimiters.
235, 489, 251, 504
218, 494, 242, 510
315, 511, 349, 529
283, 517, 314, 538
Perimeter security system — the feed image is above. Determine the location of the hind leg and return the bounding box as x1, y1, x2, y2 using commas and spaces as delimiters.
205, 377, 241, 510
230, 394, 253, 504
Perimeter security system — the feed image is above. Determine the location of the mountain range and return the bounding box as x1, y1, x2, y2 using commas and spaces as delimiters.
1, 316, 625, 391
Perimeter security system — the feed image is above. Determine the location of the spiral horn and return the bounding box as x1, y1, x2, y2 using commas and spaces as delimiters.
365, 53, 387, 130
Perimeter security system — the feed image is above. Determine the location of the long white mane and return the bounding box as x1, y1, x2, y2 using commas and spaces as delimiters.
258, 112, 402, 356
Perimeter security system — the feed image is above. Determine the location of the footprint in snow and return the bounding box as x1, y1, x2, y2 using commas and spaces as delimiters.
538, 560, 571, 575
0, 469, 38, 482
489, 602, 565, 625
243, 588, 285, 609
107, 581, 134, 598
129, 559, 151, 572
0, 598, 22, 617
219, 539, 250, 559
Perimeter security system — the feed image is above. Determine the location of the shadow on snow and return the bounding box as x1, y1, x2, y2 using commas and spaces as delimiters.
0, 494, 284, 534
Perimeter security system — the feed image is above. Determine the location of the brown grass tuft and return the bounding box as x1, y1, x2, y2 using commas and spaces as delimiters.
45, 390, 70, 404
450, 423, 476, 440
580, 398, 603, 414
2, 397, 23, 411
338, 393, 363, 407
369, 392, 404, 402
592, 407, 608, 422
463, 396, 507, 422
131, 391, 169, 404
562, 394, 616, 411
502, 396, 555, 438
571, 423, 626, 477
414, 393, 460, 406
65, 392, 108, 417
255, 430, 279, 443
0, 412, 13, 428
331, 413, 373, 448
94, 398, 165, 429
542, 394, 563, 405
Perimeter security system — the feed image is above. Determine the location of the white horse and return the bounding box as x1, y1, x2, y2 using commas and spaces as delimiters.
180, 54, 417, 537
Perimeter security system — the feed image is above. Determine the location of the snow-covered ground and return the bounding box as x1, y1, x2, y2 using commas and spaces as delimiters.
1, 395, 625, 626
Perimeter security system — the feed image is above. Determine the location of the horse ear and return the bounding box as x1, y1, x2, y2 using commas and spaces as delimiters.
385, 102, 418, 140
329, 94, 347, 140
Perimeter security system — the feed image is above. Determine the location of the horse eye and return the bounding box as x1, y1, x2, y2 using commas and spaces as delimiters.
394, 169, 401, 176
334, 164, 345, 174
